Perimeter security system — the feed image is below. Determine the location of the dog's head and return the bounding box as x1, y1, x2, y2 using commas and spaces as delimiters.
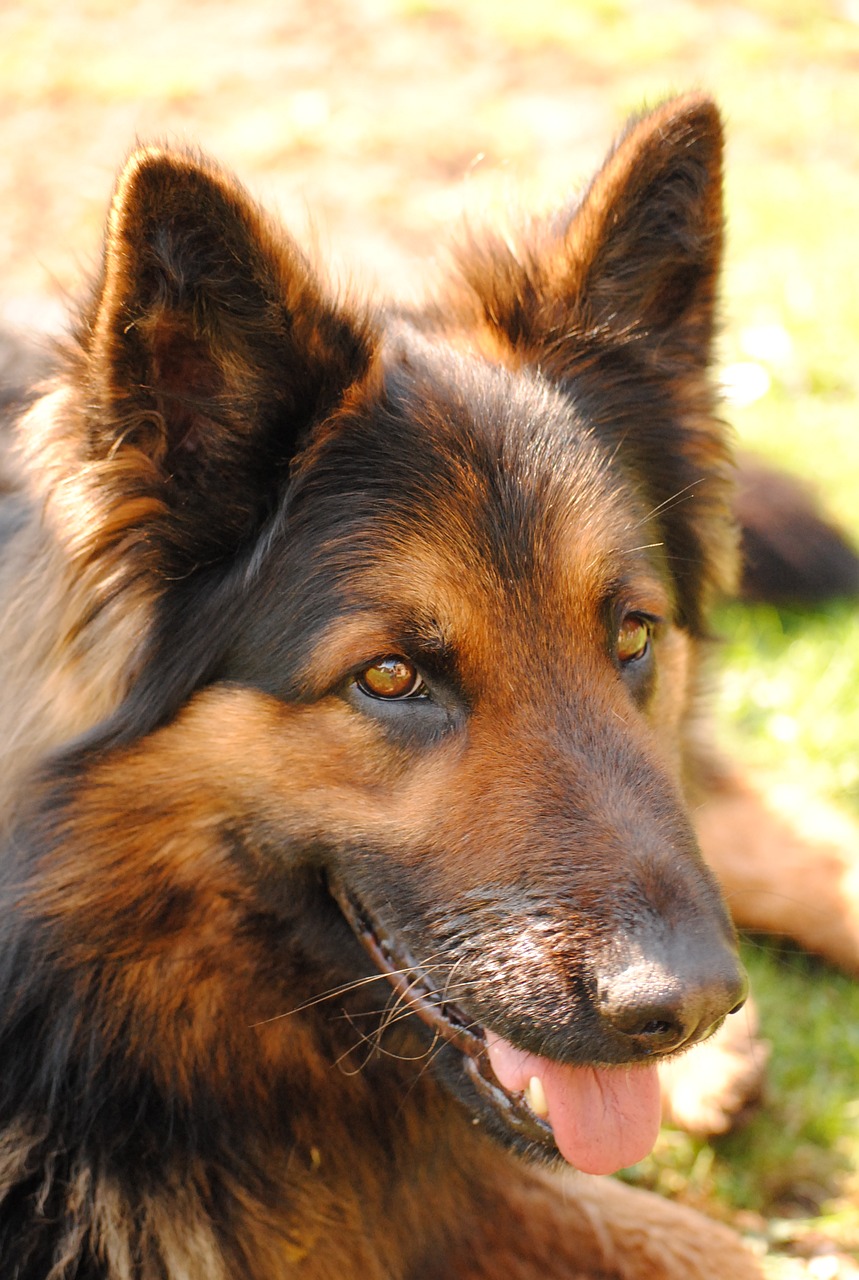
30, 96, 745, 1173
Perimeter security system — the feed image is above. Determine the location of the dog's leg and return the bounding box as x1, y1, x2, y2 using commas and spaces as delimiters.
696, 770, 859, 972
443, 1162, 763, 1280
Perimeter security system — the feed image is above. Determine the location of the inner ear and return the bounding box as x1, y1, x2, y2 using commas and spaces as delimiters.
136, 324, 222, 461
81, 146, 375, 567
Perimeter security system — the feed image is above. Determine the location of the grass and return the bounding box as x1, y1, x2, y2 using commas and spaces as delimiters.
716, 601, 859, 807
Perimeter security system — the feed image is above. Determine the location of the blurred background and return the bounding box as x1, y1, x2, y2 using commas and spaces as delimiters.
2, 1, 858, 1274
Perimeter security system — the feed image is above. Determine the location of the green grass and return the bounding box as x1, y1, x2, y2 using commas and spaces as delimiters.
716, 602, 859, 811
720, 946, 859, 1218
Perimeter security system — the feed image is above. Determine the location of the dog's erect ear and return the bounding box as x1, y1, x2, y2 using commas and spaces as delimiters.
564, 94, 723, 361
456, 94, 723, 372
80, 147, 374, 570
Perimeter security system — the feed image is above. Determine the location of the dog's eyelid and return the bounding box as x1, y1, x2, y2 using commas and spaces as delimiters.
601, 570, 671, 619
622, 608, 664, 632
397, 625, 457, 668
606, 602, 665, 639
387, 626, 467, 696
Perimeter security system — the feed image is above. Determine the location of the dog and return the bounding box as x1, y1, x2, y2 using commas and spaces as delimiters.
0, 91, 833, 1278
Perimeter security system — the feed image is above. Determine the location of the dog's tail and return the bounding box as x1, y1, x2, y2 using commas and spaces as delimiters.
734, 454, 859, 606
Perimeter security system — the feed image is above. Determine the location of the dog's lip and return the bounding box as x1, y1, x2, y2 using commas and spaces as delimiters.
328, 877, 555, 1150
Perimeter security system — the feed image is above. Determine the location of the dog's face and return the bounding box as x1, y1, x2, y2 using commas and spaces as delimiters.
30, 96, 745, 1175
212, 337, 744, 1170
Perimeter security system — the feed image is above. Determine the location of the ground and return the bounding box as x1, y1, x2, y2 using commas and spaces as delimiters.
2, 1, 859, 1274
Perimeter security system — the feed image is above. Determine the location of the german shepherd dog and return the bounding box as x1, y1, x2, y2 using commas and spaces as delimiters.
0, 94, 795, 1278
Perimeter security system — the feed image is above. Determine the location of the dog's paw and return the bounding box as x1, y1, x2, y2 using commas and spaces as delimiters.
659, 1000, 769, 1136
568, 1173, 765, 1279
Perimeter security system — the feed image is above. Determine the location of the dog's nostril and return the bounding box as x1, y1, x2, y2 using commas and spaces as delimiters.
603, 1005, 688, 1053
638, 1019, 675, 1038
596, 984, 690, 1048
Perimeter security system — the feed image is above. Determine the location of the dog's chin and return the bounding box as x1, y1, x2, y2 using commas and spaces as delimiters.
328, 876, 558, 1158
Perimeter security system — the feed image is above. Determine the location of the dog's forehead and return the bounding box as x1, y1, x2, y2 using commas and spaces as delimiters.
282, 337, 672, 677
368, 340, 651, 592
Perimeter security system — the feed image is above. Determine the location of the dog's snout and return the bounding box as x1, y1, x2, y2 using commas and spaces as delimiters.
597, 946, 748, 1057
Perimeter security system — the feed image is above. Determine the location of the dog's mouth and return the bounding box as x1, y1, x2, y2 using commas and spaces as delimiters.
329, 878, 661, 1176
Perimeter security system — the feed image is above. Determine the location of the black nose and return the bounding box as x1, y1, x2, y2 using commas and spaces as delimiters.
596, 947, 748, 1056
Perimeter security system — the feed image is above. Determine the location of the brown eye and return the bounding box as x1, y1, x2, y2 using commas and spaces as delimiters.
356, 656, 425, 700
616, 616, 651, 665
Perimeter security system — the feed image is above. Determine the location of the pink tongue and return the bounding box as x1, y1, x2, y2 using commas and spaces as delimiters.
484, 1031, 661, 1176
